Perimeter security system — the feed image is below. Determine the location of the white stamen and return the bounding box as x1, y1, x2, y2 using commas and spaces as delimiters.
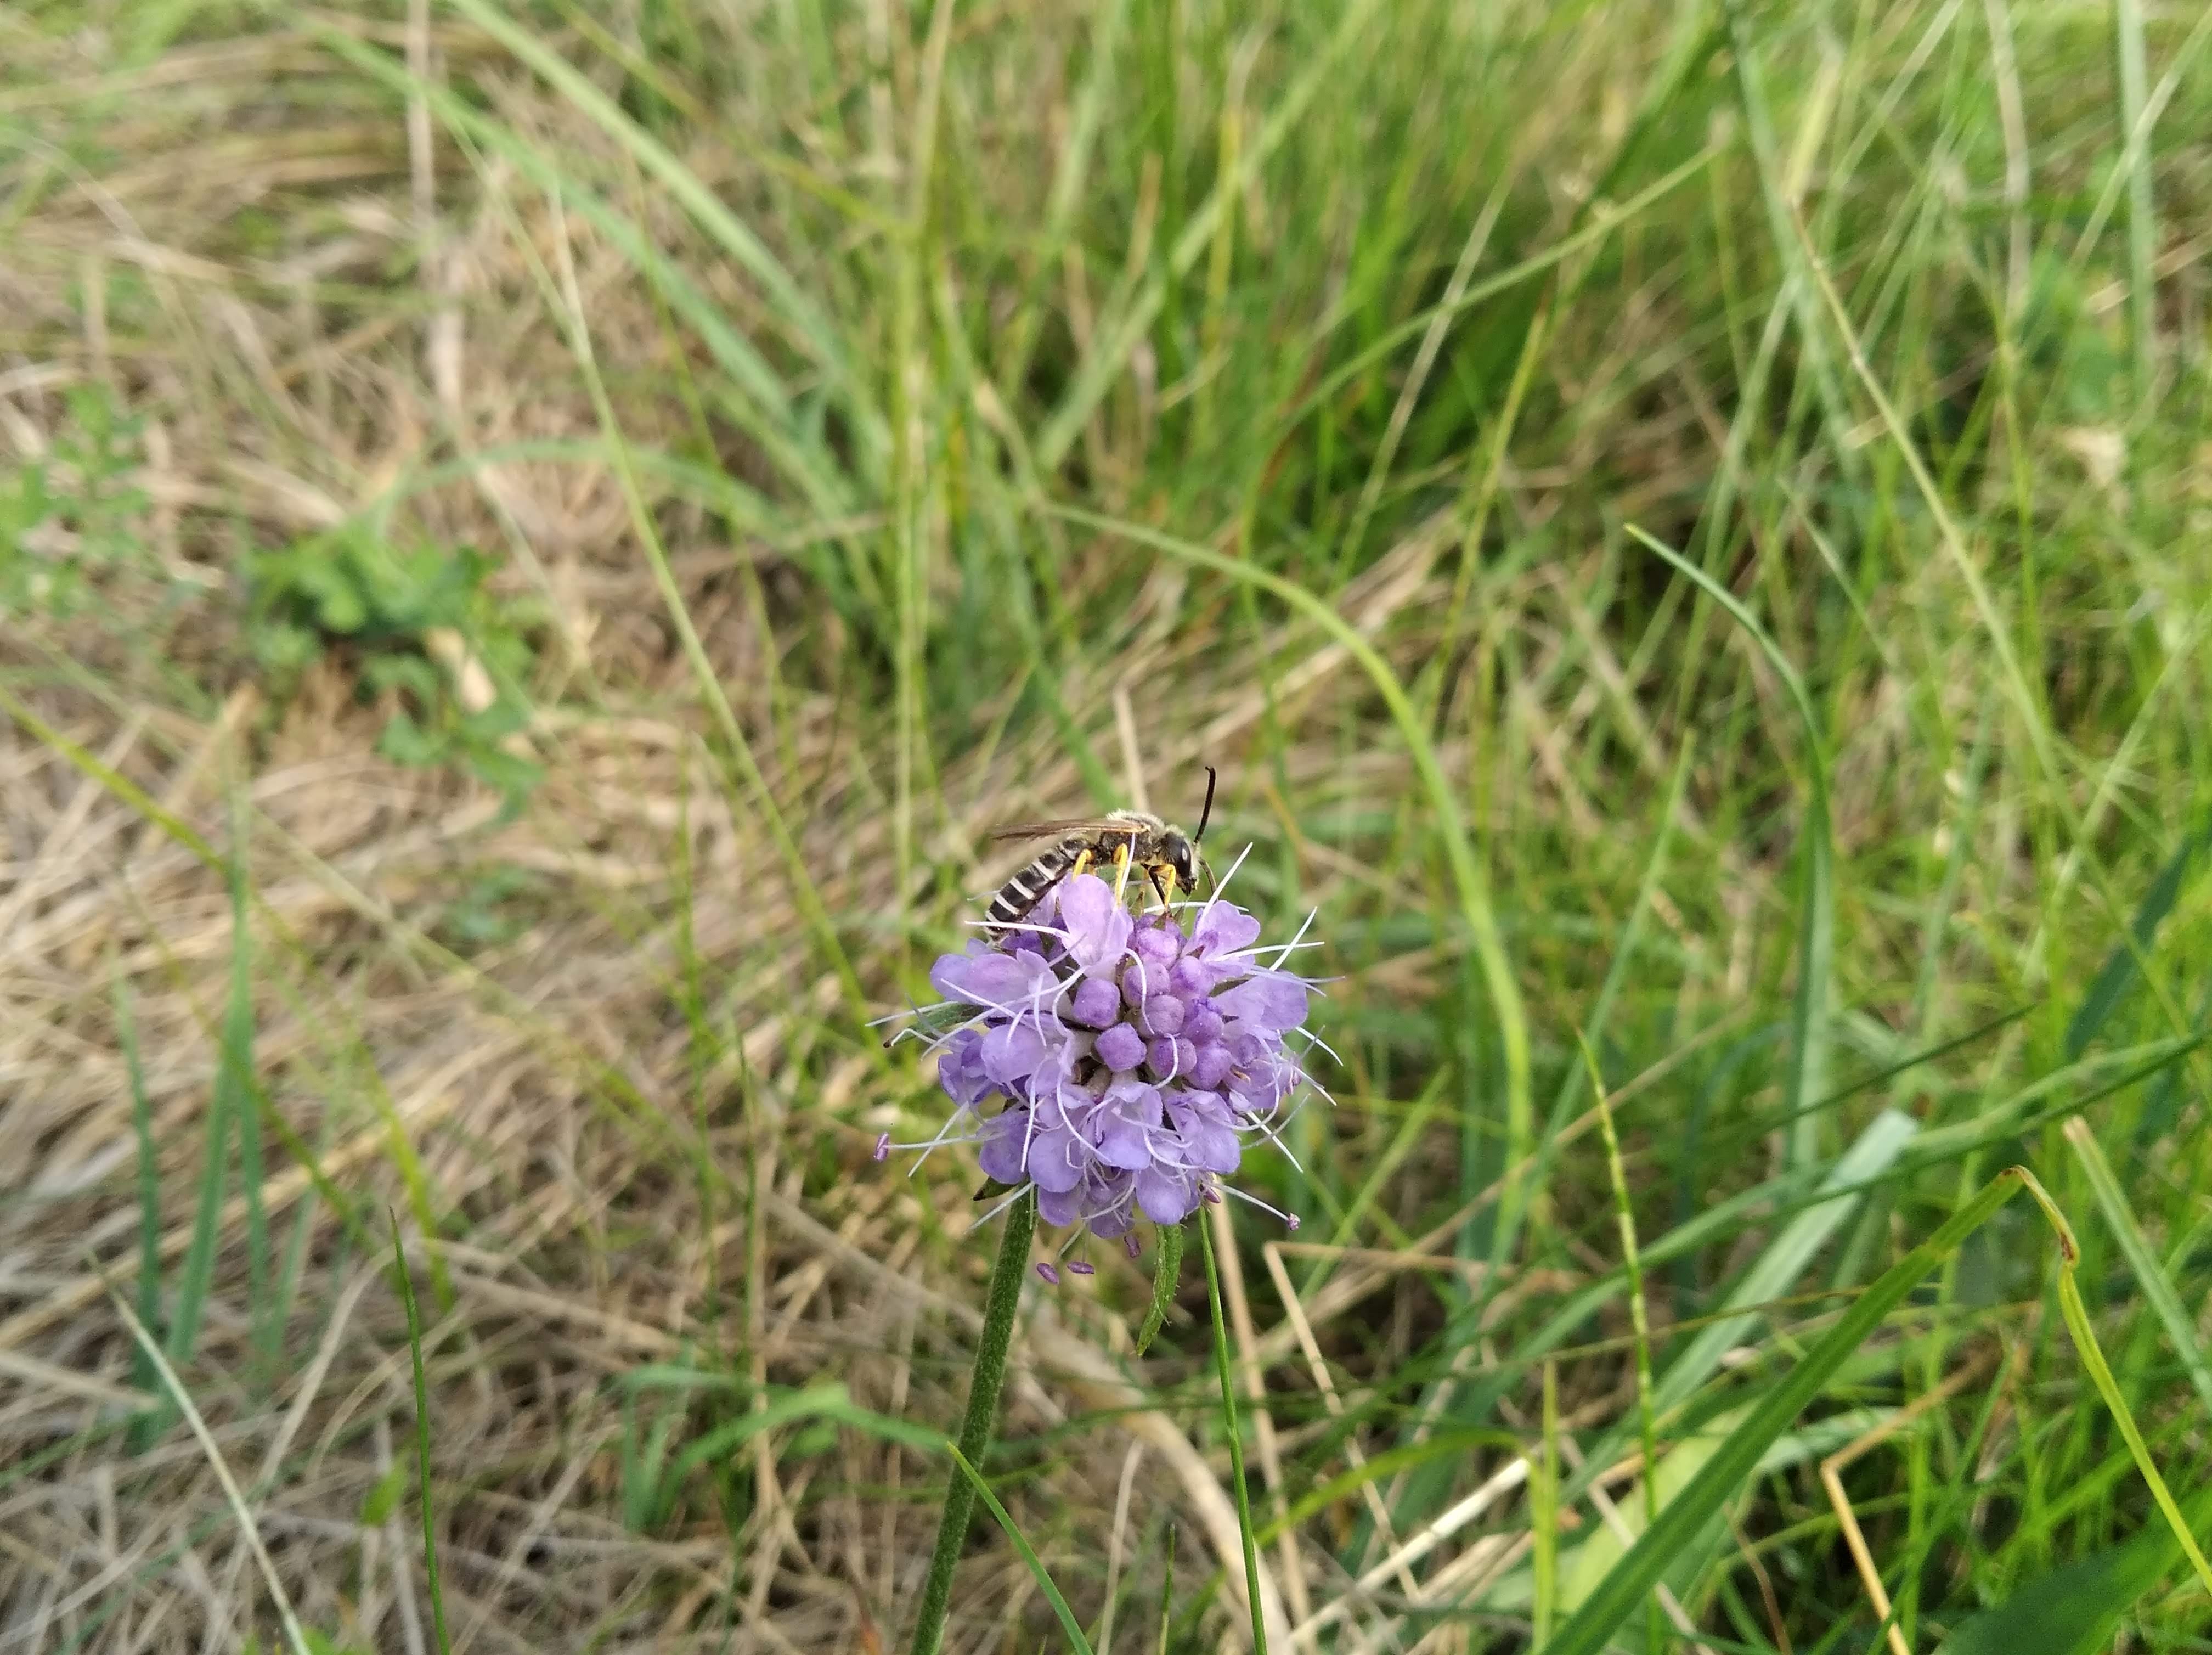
1262, 906, 1319, 970
973, 1180, 1036, 1229
1221, 1181, 1301, 1230
1195, 842, 1257, 938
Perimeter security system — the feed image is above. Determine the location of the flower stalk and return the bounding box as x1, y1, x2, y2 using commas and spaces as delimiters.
1200, 1212, 1270, 1655
907, 1185, 1038, 1655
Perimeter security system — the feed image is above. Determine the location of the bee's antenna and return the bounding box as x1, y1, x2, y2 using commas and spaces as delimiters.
1194, 765, 1218, 844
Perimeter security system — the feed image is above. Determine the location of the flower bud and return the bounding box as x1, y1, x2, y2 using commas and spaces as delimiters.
1190, 1043, 1233, 1090
1141, 994, 1187, 1037
1069, 977, 1121, 1028
1095, 1022, 1146, 1073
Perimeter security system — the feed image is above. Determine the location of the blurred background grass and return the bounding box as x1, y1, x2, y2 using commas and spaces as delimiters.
2, 0, 2209, 1650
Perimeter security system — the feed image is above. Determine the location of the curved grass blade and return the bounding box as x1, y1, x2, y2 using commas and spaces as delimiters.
441, 0, 876, 460
1627, 524, 1830, 1170
945, 1444, 1097, 1655
1544, 1169, 2027, 1655
2015, 1169, 2212, 1598
2063, 1117, 2212, 1417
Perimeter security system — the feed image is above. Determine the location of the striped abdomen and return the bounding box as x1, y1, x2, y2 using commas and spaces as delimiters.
984, 840, 1082, 932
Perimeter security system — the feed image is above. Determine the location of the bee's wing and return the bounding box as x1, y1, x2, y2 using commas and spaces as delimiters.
985, 818, 1133, 843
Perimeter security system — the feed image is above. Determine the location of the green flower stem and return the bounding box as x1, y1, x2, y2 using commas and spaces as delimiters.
1200, 1212, 1270, 1655
908, 1187, 1038, 1655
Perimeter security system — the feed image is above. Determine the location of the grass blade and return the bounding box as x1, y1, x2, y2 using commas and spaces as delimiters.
2015, 1169, 2212, 1597
2112, 0, 2157, 410
2063, 825, 2204, 1060
1627, 525, 1831, 1170
945, 1444, 1098, 1655
391, 1218, 454, 1655
1545, 1169, 2028, 1655
2063, 1117, 2212, 1417
103, 1288, 312, 1655
442, 0, 875, 458
116, 972, 162, 1448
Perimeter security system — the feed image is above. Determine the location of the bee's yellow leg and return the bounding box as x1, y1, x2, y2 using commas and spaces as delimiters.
1110, 840, 1133, 900
1071, 849, 1094, 879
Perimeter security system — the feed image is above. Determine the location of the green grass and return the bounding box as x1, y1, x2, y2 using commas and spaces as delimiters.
2, 0, 2210, 1651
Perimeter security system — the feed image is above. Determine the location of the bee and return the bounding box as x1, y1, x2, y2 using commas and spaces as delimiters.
982, 767, 1217, 935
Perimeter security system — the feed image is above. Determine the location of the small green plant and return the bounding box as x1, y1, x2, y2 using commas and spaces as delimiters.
0, 384, 154, 618
247, 527, 543, 808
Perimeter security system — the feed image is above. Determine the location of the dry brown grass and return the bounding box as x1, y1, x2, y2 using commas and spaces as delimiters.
0, 20, 1521, 1652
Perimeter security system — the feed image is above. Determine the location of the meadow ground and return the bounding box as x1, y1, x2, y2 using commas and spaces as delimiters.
2, 1, 2210, 1651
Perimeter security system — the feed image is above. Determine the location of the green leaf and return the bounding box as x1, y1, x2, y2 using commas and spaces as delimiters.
460, 743, 543, 804
359, 1462, 407, 1528
377, 710, 447, 768
1136, 1221, 1185, 1356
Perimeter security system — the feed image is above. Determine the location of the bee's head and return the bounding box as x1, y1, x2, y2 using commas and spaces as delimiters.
1163, 830, 1203, 892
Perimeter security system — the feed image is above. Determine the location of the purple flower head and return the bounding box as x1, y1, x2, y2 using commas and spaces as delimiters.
878, 863, 1323, 1248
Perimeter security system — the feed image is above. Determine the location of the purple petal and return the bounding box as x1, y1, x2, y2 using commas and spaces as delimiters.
1090, 1202, 1136, 1241
1136, 1166, 1199, 1224
1146, 1036, 1181, 1079
934, 947, 1060, 1009
1056, 875, 1133, 975
1228, 1047, 1301, 1115
1037, 1182, 1087, 1226
1104, 1077, 1165, 1126
1216, 975, 1310, 1033
1095, 1022, 1146, 1073
936, 1029, 995, 1106
1167, 1091, 1243, 1174
976, 1110, 1030, 1183
1095, 1121, 1152, 1170
1094, 1082, 1162, 1170
1028, 1119, 1088, 1192
1193, 903, 1263, 958
981, 1021, 1051, 1085
1183, 1003, 1225, 1045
